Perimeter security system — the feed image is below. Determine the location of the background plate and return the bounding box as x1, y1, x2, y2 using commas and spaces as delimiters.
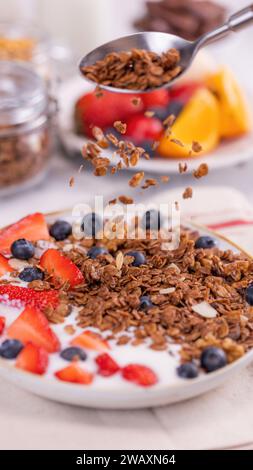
58, 76, 253, 175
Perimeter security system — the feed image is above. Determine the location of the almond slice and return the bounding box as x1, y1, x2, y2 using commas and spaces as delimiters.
192, 301, 218, 318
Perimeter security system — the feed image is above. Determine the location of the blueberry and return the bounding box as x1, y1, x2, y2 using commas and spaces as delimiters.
19, 266, 44, 282
139, 295, 153, 311
200, 347, 227, 373
246, 284, 253, 306
149, 106, 170, 122
142, 210, 162, 231
177, 362, 199, 379
195, 236, 216, 249
60, 347, 87, 362
87, 246, 109, 259
0, 339, 24, 359
126, 251, 146, 267
11, 238, 35, 260
141, 141, 155, 157
49, 220, 72, 241
81, 213, 103, 238
166, 100, 184, 118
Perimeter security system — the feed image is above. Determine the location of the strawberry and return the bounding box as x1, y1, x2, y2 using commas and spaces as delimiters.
95, 353, 120, 377
40, 249, 84, 288
0, 285, 59, 311
170, 82, 204, 103
0, 254, 14, 276
141, 89, 170, 109
0, 213, 49, 254
71, 330, 109, 352
8, 306, 60, 353
74, 90, 144, 137
55, 364, 94, 385
0, 316, 5, 335
16, 343, 49, 375
125, 114, 163, 144
122, 364, 158, 387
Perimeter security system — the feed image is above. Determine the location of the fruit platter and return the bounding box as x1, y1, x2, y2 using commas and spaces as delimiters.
0, 208, 253, 408
59, 53, 253, 174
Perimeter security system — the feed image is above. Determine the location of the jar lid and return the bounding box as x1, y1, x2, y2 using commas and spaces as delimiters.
0, 61, 48, 126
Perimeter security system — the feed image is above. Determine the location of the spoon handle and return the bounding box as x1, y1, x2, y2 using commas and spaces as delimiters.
197, 4, 253, 47
229, 4, 253, 32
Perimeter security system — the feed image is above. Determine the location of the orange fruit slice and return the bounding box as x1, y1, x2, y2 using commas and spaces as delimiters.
206, 67, 252, 138
158, 88, 220, 159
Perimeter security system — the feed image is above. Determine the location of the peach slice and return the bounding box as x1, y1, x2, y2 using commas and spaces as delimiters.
158, 88, 220, 159
206, 67, 252, 139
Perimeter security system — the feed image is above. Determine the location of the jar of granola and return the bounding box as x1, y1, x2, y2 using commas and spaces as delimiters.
0, 21, 69, 86
0, 61, 56, 196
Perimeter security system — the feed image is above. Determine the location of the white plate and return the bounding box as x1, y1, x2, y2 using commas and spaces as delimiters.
0, 209, 252, 409
58, 76, 253, 175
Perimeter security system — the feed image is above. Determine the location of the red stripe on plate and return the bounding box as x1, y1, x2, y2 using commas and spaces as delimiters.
207, 219, 253, 230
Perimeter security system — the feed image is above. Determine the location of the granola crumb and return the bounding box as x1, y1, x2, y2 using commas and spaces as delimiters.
178, 162, 188, 174
129, 171, 145, 188
144, 110, 155, 118
131, 97, 142, 106
69, 176, 75, 187
183, 187, 193, 199
113, 120, 127, 134
193, 163, 209, 179
64, 325, 76, 335
160, 175, 170, 183
118, 195, 134, 205
142, 178, 157, 189
192, 141, 203, 153
170, 138, 184, 147
163, 114, 176, 127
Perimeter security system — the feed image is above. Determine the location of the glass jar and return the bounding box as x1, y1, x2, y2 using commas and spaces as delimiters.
0, 21, 59, 85
0, 61, 55, 196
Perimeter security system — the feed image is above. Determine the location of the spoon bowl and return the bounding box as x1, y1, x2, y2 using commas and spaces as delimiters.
79, 32, 195, 94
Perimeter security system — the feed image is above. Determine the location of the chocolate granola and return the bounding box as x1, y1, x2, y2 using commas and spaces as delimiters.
81, 48, 182, 91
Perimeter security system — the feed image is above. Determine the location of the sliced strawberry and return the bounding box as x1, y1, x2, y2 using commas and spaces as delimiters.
40, 249, 84, 288
71, 330, 109, 352
0, 213, 49, 255
95, 353, 120, 377
122, 364, 158, 387
125, 114, 163, 144
55, 363, 94, 385
0, 316, 5, 335
8, 306, 60, 353
75, 90, 144, 137
141, 89, 170, 108
16, 342, 49, 375
0, 254, 14, 276
170, 82, 204, 103
0, 285, 59, 311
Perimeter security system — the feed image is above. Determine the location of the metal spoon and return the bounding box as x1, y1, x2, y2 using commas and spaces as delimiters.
79, 4, 253, 94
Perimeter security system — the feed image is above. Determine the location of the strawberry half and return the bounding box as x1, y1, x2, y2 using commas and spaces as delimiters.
16, 342, 49, 375
40, 249, 84, 288
55, 364, 94, 385
0, 316, 5, 335
122, 364, 158, 387
0, 254, 14, 276
0, 285, 59, 311
95, 353, 120, 377
0, 213, 49, 254
8, 306, 60, 353
71, 330, 109, 352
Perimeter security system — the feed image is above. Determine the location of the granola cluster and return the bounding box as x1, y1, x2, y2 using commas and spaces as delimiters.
34, 227, 253, 364
81, 48, 182, 91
